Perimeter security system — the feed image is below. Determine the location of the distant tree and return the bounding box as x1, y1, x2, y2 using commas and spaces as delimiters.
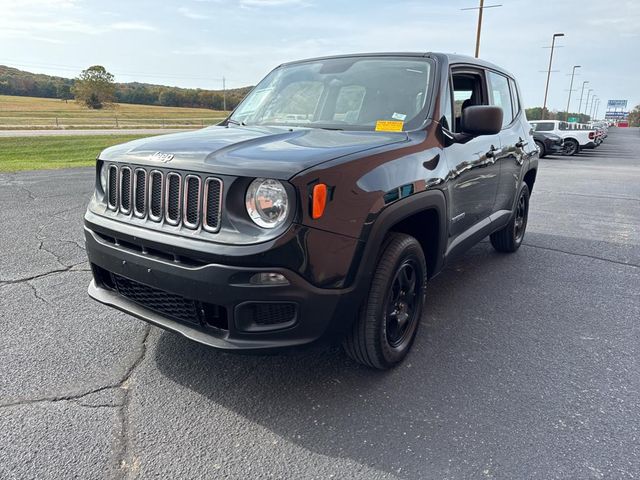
57, 84, 73, 102
629, 105, 640, 127
72, 65, 116, 109
159, 88, 179, 107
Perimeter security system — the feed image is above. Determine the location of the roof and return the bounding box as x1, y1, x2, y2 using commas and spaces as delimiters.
279, 52, 514, 78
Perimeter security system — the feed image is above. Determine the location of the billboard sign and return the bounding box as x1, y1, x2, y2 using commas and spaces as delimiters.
604, 111, 629, 119
607, 100, 627, 109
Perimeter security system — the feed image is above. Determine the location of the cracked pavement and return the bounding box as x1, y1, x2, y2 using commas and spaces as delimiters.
1, 128, 639, 479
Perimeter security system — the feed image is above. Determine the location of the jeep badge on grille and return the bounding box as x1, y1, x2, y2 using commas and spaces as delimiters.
150, 151, 174, 163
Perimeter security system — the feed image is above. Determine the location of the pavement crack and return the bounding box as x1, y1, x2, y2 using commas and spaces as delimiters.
0, 267, 74, 286
522, 242, 640, 268
115, 325, 151, 479
25, 281, 54, 307
0, 385, 118, 409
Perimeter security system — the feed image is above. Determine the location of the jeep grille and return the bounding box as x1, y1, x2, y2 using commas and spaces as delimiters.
104, 164, 222, 232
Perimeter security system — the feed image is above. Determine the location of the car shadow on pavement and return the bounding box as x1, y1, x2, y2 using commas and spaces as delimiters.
152, 233, 638, 478
151, 242, 551, 479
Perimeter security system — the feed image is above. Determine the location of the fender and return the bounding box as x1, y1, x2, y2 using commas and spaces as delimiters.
346, 189, 448, 290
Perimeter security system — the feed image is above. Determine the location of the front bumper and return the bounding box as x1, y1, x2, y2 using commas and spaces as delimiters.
545, 140, 564, 155
85, 224, 360, 352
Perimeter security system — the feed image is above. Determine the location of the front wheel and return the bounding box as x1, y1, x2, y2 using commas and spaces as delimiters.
490, 183, 530, 253
563, 138, 579, 156
343, 233, 427, 369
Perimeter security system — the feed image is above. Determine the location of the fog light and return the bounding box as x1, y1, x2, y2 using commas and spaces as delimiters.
249, 272, 289, 286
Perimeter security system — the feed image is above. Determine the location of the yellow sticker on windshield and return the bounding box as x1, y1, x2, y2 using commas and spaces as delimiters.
375, 120, 404, 132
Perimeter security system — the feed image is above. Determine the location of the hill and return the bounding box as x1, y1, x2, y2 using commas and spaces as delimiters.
0, 65, 253, 111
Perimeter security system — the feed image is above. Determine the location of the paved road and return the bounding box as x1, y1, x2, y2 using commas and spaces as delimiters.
0, 128, 195, 137
1, 128, 639, 479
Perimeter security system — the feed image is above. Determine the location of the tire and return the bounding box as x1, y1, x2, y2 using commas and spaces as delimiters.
490, 183, 530, 253
563, 138, 579, 156
535, 140, 546, 158
343, 233, 427, 369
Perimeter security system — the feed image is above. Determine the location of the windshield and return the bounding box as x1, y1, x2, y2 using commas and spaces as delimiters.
230, 56, 434, 131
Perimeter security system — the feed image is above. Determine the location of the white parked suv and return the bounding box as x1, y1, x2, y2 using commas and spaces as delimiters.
529, 120, 597, 156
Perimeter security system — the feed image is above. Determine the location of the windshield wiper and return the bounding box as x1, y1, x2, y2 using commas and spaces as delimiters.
227, 119, 246, 126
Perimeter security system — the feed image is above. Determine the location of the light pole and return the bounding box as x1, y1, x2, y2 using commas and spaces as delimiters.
461, 0, 502, 58
594, 99, 600, 120
590, 96, 598, 120
578, 80, 589, 113
584, 89, 593, 115
542, 32, 565, 120
565, 65, 581, 121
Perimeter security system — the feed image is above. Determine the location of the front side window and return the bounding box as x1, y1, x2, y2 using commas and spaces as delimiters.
487, 71, 513, 128
230, 57, 434, 131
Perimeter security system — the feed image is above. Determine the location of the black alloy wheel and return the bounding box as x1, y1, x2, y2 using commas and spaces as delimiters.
490, 183, 530, 253
385, 259, 420, 348
563, 139, 579, 156
343, 233, 427, 369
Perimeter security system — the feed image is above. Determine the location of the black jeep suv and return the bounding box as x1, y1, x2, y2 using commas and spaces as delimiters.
85, 53, 538, 369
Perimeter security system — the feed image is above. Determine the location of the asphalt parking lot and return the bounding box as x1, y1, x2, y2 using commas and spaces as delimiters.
1, 128, 639, 479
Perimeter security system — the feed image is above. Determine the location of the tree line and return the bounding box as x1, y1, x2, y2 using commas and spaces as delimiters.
0, 64, 251, 111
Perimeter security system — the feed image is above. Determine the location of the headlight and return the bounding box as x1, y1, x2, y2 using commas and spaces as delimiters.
245, 178, 289, 229
99, 163, 108, 193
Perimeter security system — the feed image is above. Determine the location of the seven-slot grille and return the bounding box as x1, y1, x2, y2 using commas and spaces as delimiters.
105, 164, 222, 231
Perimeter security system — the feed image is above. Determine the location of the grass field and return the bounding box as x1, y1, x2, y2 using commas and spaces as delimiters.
0, 95, 227, 129
0, 134, 152, 172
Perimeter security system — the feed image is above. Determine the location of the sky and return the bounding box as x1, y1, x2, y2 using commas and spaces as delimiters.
2, 0, 639, 116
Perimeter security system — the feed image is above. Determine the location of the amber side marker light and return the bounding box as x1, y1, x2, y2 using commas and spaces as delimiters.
312, 183, 328, 219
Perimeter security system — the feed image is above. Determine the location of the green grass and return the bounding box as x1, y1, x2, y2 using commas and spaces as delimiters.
0, 95, 227, 128
0, 134, 152, 172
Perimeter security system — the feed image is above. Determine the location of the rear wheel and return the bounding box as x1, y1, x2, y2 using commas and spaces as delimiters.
563, 138, 579, 156
535, 140, 546, 158
343, 233, 427, 369
490, 183, 530, 253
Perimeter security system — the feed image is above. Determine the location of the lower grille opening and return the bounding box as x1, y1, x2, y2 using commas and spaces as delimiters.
236, 302, 297, 332
93, 265, 227, 331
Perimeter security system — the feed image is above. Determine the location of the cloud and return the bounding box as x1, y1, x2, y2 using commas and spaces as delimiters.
240, 0, 309, 7
109, 21, 156, 31
177, 6, 210, 19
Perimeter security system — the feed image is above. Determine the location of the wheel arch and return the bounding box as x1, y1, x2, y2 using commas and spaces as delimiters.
352, 190, 447, 286
523, 168, 537, 195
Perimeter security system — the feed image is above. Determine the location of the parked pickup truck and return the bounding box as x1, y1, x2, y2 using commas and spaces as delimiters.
529, 120, 597, 155
85, 52, 538, 369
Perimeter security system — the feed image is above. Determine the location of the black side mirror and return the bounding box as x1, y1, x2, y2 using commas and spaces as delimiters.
461, 105, 503, 136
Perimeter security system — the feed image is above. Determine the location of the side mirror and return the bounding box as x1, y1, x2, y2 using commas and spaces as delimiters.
461, 105, 503, 136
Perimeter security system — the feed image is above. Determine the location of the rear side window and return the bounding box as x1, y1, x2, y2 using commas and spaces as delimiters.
533, 122, 554, 132
441, 81, 453, 131
487, 71, 513, 128
508, 78, 521, 117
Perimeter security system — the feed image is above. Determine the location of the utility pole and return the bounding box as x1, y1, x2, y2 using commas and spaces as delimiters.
565, 65, 581, 121
222, 76, 227, 112
584, 89, 593, 115
578, 80, 589, 113
542, 32, 565, 120
461, 0, 502, 58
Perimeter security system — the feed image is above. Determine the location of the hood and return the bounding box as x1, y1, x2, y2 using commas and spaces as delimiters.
99, 125, 408, 179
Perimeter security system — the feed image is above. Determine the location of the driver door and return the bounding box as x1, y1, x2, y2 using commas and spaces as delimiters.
443, 68, 501, 241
